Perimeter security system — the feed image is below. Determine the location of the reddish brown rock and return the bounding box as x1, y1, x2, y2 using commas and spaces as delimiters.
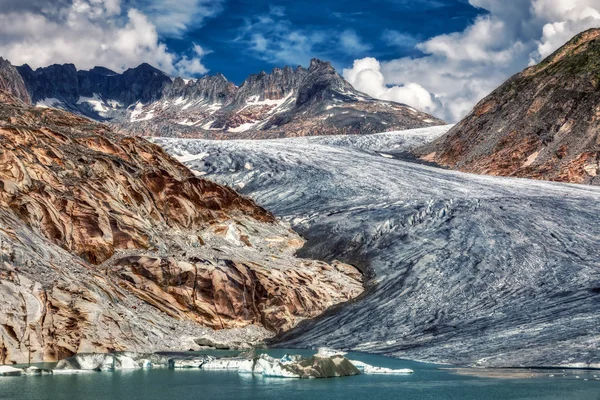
0, 88, 363, 364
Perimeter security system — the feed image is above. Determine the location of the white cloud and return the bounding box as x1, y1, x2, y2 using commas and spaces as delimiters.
349, 0, 600, 123
174, 44, 211, 76
381, 30, 418, 48
0, 0, 212, 77
339, 29, 371, 55
343, 58, 437, 114
236, 8, 328, 66
134, 0, 224, 37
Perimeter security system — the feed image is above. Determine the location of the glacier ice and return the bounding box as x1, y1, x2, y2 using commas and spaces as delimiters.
154, 126, 600, 367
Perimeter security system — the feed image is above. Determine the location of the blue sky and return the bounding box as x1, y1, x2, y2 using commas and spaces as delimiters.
161, 0, 483, 83
1, 0, 599, 121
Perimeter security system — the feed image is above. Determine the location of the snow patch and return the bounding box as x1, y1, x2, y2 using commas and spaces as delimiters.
77, 93, 110, 114
177, 120, 198, 126
130, 103, 154, 122
228, 122, 258, 133
36, 98, 62, 108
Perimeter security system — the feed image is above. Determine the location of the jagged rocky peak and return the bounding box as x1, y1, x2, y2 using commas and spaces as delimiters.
0, 57, 30, 103
164, 73, 236, 103
114, 63, 172, 105
296, 58, 353, 107
17, 62, 80, 103
16, 61, 171, 106
416, 28, 600, 184
233, 64, 308, 105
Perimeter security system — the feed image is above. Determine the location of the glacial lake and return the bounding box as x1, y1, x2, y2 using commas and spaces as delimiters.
1, 349, 599, 400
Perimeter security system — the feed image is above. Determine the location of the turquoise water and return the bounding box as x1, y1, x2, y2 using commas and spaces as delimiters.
1, 350, 599, 400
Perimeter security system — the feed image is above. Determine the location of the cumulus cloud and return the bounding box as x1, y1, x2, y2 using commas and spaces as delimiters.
347, 0, 600, 122
174, 44, 211, 76
0, 0, 214, 77
343, 58, 437, 113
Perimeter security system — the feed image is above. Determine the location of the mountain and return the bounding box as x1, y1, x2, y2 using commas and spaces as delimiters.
417, 28, 600, 184
0, 64, 363, 364
158, 127, 600, 368
15, 59, 444, 139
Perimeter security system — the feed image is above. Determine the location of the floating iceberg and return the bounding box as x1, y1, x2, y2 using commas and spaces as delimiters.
53, 353, 168, 372
349, 360, 413, 374
256, 355, 300, 378
168, 356, 214, 369
55, 353, 116, 371
0, 366, 24, 376
22, 366, 52, 376
0, 350, 408, 380
201, 358, 254, 372
254, 353, 360, 379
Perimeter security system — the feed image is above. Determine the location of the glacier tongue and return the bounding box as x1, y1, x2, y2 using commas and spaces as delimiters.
154, 126, 600, 368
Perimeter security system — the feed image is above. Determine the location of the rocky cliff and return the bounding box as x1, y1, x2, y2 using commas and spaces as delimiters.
417, 29, 600, 184
0, 58, 30, 104
15, 59, 443, 139
0, 84, 363, 364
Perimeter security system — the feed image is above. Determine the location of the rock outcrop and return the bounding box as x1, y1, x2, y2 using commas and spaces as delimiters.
0, 87, 363, 364
0, 58, 30, 104
417, 28, 600, 184
15, 58, 443, 139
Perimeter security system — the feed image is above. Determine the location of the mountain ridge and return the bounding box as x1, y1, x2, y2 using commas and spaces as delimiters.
14, 58, 444, 139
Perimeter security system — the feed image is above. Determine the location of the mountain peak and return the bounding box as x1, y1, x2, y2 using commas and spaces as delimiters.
88, 66, 118, 76
123, 62, 167, 77
309, 58, 331, 70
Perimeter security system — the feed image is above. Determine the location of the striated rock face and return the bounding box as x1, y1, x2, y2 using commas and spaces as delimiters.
417, 28, 600, 184
0, 58, 30, 104
0, 91, 363, 364
15, 58, 443, 139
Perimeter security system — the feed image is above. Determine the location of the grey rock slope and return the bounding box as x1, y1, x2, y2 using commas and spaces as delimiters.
154, 126, 600, 368
15, 59, 443, 138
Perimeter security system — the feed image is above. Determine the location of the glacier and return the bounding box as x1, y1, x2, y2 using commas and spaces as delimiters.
154, 126, 600, 368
